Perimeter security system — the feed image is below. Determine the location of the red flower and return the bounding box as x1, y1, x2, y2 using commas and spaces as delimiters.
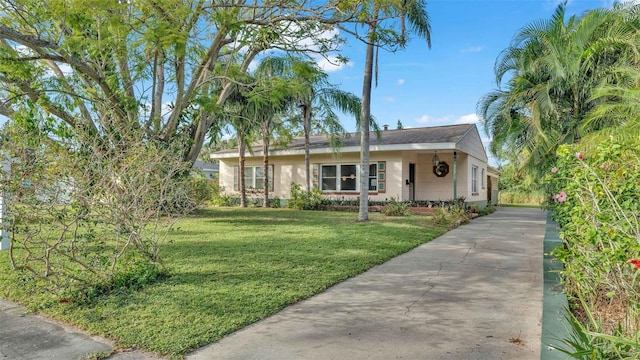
575, 152, 584, 161
629, 259, 640, 269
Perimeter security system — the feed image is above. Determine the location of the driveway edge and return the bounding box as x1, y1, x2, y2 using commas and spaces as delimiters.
540, 212, 571, 359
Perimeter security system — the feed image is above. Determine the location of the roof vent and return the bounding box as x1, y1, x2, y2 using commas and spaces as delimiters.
383, 124, 389, 131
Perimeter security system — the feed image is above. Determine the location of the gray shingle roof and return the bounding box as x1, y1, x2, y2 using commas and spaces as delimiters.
212, 124, 475, 156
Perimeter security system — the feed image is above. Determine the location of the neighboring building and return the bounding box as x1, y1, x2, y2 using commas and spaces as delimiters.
211, 124, 496, 208
487, 166, 501, 206
193, 160, 219, 180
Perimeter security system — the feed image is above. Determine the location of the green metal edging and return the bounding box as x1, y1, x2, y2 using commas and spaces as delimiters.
540, 212, 571, 359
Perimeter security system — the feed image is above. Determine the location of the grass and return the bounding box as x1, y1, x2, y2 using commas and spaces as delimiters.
0, 207, 445, 358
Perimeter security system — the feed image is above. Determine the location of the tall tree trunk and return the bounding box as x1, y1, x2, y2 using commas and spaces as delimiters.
239, 136, 247, 208
303, 102, 312, 193
358, 25, 375, 222
262, 121, 270, 208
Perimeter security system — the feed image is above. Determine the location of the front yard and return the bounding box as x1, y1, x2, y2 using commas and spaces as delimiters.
0, 207, 445, 358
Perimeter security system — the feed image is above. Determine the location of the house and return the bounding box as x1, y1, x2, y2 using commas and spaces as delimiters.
487, 166, 501, 206
193, 160, 219, 180
210, 123, 496, 208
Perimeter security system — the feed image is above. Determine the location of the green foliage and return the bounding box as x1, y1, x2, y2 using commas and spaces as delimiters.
498, 190, 546, 205
480, 4, 640, 176
382, 197, 410, 216
210, 182, 232, 207
547, 136, 640, 348
2, 121, 194, 290
548, 137, 640, 298
288, 182, 323, 210
189, 177, 215, 206
431, 202, 470, 229
71, 261, 168, 305
551, 297, 640, 359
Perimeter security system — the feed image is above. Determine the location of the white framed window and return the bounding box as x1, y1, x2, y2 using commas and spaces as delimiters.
481, 168, 485, 189
369, 163, 377, 191
321, 164, 358, 191
234, 165, 273, 191
319, 163, 380, 192
471, 165, 478, 194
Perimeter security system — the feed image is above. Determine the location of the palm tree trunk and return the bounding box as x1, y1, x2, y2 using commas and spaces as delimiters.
303, 102, 312, 193
239, 136, 247, 208
262, 121, 270, 208
358, 23, 375, 222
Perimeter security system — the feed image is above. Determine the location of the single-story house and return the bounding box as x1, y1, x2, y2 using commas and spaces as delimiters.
193, 160, 219, 180
211, 123, 496, 208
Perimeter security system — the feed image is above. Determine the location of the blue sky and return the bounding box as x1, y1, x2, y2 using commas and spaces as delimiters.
321, 0, 629, 151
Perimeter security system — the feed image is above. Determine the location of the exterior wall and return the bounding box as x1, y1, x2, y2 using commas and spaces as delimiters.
412, 152, 458, 201
219, 152, 405, 202
488, 174, 499, 205
456, 126, 488, 162
460, 153, 488, 203
218, 149, 488, 204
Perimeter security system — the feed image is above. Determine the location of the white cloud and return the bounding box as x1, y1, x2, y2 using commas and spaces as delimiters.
316, 56, 353, 73
455, 113, 480, 124
383, 96, 396, 102
460, 46, 484, 53
279, 24, 352, 73
397, 79, 405, 86
414, 113, 480, 126
415, 114, 453, 124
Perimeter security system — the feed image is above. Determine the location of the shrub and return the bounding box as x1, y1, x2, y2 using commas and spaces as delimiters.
189, 176, 214, 205
210, 183, 232, 206
498, 190, 546, 205
431, 203, 470, 229
382, 197, 410, 216
288, 183, 323, 210
547, 137, 640, 348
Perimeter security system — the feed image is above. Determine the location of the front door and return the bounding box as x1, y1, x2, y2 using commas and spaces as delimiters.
409, 163, 415, 201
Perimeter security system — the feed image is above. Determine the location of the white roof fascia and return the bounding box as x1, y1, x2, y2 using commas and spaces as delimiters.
210, 143, 458, 159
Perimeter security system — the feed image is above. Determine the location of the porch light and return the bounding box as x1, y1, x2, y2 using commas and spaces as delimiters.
432, 152, 440, 166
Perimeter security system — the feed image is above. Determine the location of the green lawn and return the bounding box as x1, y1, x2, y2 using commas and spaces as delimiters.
0, 207, 445, 358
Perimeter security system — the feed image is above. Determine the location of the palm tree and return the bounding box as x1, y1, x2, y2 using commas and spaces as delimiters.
219, 84, 259, 208
257, 57, 362, 193
340, 0, 431, 221
479, 4, 640, 175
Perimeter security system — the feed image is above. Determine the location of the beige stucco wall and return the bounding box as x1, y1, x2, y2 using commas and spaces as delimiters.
218, 149, 487, 203
219, 152, 405, 202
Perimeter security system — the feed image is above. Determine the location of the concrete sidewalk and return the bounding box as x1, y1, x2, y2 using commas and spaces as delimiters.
188, 207, 547, 360
1, 207, 547, 360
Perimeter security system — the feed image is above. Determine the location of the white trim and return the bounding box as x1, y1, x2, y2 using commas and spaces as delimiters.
211, 142, 458, 159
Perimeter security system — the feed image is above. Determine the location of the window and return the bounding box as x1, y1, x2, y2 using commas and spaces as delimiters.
321, 165, 337, 190
481, 168, 485, 189
234, 165, 273, 191
471, 165, 478, 194
369, 164, 377, 191
319, 163, 384, 192
321, 164, 359, 192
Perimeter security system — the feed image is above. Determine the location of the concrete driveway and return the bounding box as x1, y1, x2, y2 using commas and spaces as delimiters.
188, 207, 547, 360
